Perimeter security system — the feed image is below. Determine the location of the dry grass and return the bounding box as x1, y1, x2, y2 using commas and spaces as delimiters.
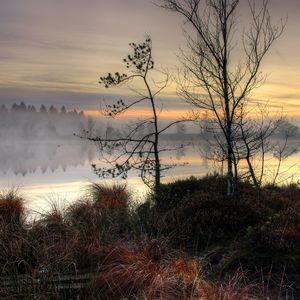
89, 241, 201, 299
1, 179, 298, 299
89, 182, 130, 211
198, 272, 253, 300
87, 241, 256, 300
0, 189, 25, 225
67, 199, 99, 230
66, 183, 132, 242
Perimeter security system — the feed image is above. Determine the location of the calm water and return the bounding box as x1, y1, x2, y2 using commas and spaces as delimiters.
1, 135, 300, 213
0, 137, 211, 212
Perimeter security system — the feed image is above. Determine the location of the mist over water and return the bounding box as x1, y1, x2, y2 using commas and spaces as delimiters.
0, 131, 206, 201
1, 103, 300, 213
0, 103, 207, 211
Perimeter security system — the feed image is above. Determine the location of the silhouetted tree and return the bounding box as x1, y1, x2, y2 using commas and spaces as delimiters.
60, 106, 67, 114
159, 0, 285, 195
19, 102, 26, 111
85, 37, 189, 194
49, 105, 58, 114
40, 104, 47, 113
71, 109, 78, 116
200, 104, 299, 188
0, 104, 7, 113
86, 116, 96, 137
0, 102, 92, 140
11, 103, 19, 111
28, 105, 36, 112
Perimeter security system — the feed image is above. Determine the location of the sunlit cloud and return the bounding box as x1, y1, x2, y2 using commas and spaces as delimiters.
0, 0, 300, 119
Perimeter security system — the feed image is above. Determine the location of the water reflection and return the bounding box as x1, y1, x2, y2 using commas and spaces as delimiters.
0, 129, 207, 207
0, 139, 97, 176
1, 103, 299, 208
1, 134, 299, 184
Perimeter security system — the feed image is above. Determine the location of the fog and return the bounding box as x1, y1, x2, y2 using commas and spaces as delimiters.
0, 102, 193, 177
0, 102, 299, 185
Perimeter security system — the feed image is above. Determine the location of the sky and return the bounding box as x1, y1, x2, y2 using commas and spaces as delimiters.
0, 0, 300, 119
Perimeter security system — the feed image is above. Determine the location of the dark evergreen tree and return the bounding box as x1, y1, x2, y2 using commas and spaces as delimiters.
49, 105, 58, 114
19, 102, 26, 111
0, 104, 8, 112
60, 106, 67, 114
40, 104, 47, 113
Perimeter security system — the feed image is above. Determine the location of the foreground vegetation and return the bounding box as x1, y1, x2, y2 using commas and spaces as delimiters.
1, 175, 300, 299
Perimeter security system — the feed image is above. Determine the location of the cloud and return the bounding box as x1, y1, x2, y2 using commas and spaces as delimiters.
0, 0, 300, 118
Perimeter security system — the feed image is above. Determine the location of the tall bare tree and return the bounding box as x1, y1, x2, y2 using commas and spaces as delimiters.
159, 0, 285, 195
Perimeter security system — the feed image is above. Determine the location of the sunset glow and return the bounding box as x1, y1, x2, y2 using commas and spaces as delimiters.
0, 0, 299, 118
1, 0, 300, 200
2, 2, 300, 296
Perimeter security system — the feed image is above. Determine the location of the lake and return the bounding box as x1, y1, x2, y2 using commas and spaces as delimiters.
0, 137, 213, 213
0, 112, 300, 210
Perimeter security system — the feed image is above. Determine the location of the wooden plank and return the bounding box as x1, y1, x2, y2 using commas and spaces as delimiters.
0, 272, 94, 292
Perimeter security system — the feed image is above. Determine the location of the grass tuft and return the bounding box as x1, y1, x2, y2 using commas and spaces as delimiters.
89, 182, 130, 211
0, 189, 25, 226
1, 177, 300, 298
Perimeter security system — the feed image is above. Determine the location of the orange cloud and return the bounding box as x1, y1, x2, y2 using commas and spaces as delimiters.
84, 108, 189, 120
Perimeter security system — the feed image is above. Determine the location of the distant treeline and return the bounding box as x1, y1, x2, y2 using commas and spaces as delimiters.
0, 102, 84, 115
0, 102, 94, 140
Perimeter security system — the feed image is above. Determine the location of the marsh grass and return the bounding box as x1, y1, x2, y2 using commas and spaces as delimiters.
1, 178, 300, 299
0, 189, 25, 225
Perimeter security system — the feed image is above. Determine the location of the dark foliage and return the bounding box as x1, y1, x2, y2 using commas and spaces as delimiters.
1, 178, 300, 298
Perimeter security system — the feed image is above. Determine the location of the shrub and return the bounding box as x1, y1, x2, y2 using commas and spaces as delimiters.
67, 199, 100, 231
0, 226, 34, 275
198, 273, 253, 300
0, 190, 25, 226
89, 182, 130, 211
0, 191, 33, 275
240, 204, 300, 271
29, 224, 76, 274
88, 241, 201, 300
155, 174, 227, 211
1, 178, 299, 298
178, 194, 261, 248
67, 183, 132, 240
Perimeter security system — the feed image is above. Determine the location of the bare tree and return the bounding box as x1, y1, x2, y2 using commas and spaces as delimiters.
229, 99, 300, 188
159, 0, 285, 195
199, 99, 300, 188
234, 104, 281, 187
85, 37, 191, 195
271, 120, 300, 185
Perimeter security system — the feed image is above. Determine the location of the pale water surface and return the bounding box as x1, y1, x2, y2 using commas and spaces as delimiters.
1, 136, 300, 213
0, 138, 209, 213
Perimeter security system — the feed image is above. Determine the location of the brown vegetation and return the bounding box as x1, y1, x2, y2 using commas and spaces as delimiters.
1, 177, 300, 298
0, 190, 25, 225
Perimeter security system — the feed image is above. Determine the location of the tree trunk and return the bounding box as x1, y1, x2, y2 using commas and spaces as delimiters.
226, 132, 234, 196
154, 142, 161, 196
222, 0, 235, 196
